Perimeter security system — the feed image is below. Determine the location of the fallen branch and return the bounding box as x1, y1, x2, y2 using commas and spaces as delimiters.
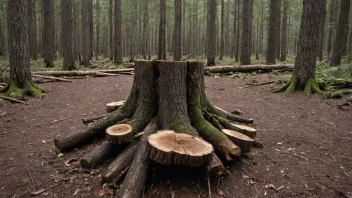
30, 183, 61, 196
0, 95, 29, 105
241, 81, 276, 89
204, 64, 294, 73
32, 74, 72, 82
32, 69, 134, 77
274, 149, 308, 161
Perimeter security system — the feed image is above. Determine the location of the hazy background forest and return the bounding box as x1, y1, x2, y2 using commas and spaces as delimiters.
0, 0, 351, 69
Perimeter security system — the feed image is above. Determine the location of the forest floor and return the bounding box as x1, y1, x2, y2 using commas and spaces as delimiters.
0, 73, 351, 198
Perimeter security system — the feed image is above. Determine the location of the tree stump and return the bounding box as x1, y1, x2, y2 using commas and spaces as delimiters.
106, 101, 125, 113
221, 129, 253, 152
54, 60, 258, 198
148, 130, 213, 166
106, 124, 133, 144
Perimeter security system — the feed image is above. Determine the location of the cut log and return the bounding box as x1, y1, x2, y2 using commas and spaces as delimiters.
204, 64, 294, 73
106, 124, 133, 144
32, 74, 72, 82
80, 141, 117, 169
230, 123, 257, 139
82, 113, 109, 124
106, 101, 125, 113
117, 121, 158, 198
204, 153, 225, 177
32, 69, 134, 77
102, 142, 138, 183
214, 106, 253, 124
148, 130, 214, 167
221, 129, 253, 152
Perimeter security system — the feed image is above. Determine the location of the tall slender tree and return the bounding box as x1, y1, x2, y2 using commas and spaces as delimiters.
81, 0, 91, 66
0, 0, 5, 56
43, 0, 55, 67
28, 0, 37, 60
276, 0, 326, 95
330, 0, 350, 66
61, 0, 74, 70
219, 0, 225, 60
240, 0, 253, 65
114, 0, 123, 64
158, 0, 166, 60
2, 0, 44, 100
207, 0, 217, 66
280, 0, 288, 61
142, 0, 149, 60
109, 0, 114, 60
266, 0, 280, 65
235, 0, 240, 61
327, 0, 337, 59
275, 0, 281, 60
95, 0, 100, 60
173, 0, 182, 61
318, 0, 327, 61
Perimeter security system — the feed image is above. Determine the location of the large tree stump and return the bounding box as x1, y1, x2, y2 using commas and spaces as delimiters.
54, 60, 258, 197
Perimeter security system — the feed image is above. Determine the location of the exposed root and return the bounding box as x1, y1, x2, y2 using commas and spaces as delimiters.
275, 75, 322, 95
0, 80, 45, 100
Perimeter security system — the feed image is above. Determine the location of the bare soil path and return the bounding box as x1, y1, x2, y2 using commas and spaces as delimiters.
0, 74, 351, 198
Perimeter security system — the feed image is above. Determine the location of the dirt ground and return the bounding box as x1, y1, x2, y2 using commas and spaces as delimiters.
0, 73, 351, 198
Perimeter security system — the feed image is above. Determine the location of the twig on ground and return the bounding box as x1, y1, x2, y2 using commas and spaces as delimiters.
241, 81, 276, 89
30, 183, 61, 196
27, 170, 36, 191
0, 95, 29, 105
51, 118, 68, 124
207, 177, 211, 198
275, 149, 308, 161
241, 167, 264, 182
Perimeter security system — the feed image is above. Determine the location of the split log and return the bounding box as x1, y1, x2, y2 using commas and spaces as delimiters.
106, 101, 125, 113
106, 124, 133, 144
230, 123, 256, 139
32, 74, 72, 82
148, 130, 213, 167
221, 129, 253, 152
204, 153, 225, 177
102, 142, 138, 183
82, 113, 109, 124
117, 121, 158, 198
204, 64, 294, 73
214, 106, 253, 124
80, 141, 117, 169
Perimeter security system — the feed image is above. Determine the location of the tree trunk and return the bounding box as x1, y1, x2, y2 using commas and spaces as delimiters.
142, 0, 149, 60
73, 2, 80, 61
43, 0, 54, 68
240, 0, 252, 65
2, 0, 44, 100
27, 0, 37, 60
259, 0, 264, 57
61, 0, 75, 70
81, 0, 91, 66
95, 0, 100, 60
173, 0, 182, 61
318, 0, 327, 61
0, 0, 5, 56
207, 0, 217, 66
109, 0, 114, 60
277, 0, 326, 94
327, 0, 337, 59
276, 0, 281, 60
330, 0, 350, 66
219, 0, 224, 61
114, 0, 123, 64
235, 0, 240, 62
158, 0, 166, 60
280, 0, 288, 61
266, 0, 280, 65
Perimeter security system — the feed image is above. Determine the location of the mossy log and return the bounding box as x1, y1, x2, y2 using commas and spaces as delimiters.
80, 141, 117, 169
54, 60, 258, 197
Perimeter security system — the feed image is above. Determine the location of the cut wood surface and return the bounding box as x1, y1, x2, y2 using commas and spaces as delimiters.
106, 124, 133, 144
221, 129, 253, 152
204, 153, 225, 176
148, 130, 214, 167
204, 64, 294, 73
106, 101, 125, 113
79, 141, 117, 169
230, 123, 257, 138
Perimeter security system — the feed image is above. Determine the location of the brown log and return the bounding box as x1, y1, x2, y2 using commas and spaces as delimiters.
148, 130, 214, 167
230, 123, 257, 139
32, 69, 134, 77
32, 74, 73, 82
82, 113, 109, 124
117, 121, 158, 198
79, 141, 117, 169
221, 129, 253, 152
204, 153, 225, 177
106, 101, 125, 113
102, 142, 138, 183
0, 95, 29, 105
204, 64, 294, 73
214, 106, 254, 124
106, 124, 133, 144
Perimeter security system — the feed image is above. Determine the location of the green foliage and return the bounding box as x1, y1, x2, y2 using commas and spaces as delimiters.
0, 98, 5, 105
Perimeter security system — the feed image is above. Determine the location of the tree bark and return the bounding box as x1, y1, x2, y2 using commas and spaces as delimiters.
266, 0, 280, 65
219, 0, 224, 61
2, 0, 44, 100
277, 0, 326, 94
81, 0, 91, 66
173, 0, 182, 61
80, 141, 117, 169
327, 0, 337, 59
207, 0, 217, 66
43, 0, 54, 67
95, 0, 100, 59
114, 0, 123, 64
318, 0, 327, 61
235, 0, 240, 62
240, 0, 253, 65
109, 0, 114, 60
142, 0, 149, 60
280, 0, 288, 61
259, 0, 264, 57
275, 0, 281, 60
0, 0, 5, 56
158, 0, 166, 60
61, 0, 75, 70
27, 0, 37, 60
330, 0, 350, 66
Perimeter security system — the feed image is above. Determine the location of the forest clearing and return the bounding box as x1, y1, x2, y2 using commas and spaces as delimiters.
0, 0, 352, 198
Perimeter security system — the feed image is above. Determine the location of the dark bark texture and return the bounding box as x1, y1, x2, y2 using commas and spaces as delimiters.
114, 0, 123, 64
240, 0, 253, 65
207, 0, 217, 66
173, 0, 182, 61
266, 0, 280, 65
61, 0, 75, 70
158, 0, 166, 60
43, 0, 54, 67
